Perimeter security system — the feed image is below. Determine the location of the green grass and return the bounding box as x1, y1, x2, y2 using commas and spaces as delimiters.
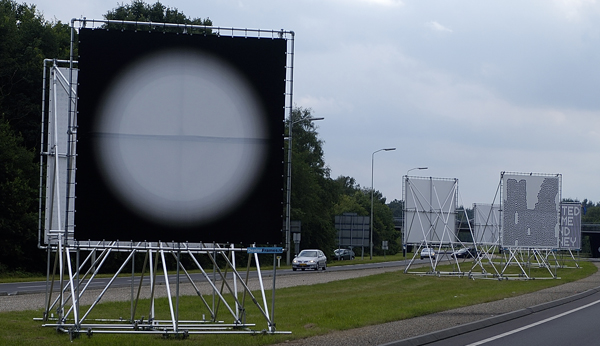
0, 260, 596, 345
0, 272, 46, 283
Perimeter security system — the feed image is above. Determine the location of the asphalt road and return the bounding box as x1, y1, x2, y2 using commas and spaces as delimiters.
417, 289, 600, 346
0, 258, 421, 296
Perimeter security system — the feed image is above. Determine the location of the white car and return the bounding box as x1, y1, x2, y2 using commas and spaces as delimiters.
292, 249, 327, 271
420, 248, 436, 260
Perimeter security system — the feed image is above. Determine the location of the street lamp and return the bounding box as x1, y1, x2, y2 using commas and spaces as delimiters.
370, 147, 396, 260
286, 116, 324, 265
406, 167, 428, 176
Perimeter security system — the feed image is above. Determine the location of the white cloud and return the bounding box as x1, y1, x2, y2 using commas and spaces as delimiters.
425, 20, 453, 33
553, 0, 598, 20
355, 0, 404, 7
295, 95, 354, 116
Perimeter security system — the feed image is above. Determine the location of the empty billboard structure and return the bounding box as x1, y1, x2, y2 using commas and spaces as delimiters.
38, 19, 295, 338
499, 172, 562, 278
403, 176, 468, 273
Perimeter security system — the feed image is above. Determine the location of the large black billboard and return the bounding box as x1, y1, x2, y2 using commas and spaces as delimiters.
75, 28, 286, 244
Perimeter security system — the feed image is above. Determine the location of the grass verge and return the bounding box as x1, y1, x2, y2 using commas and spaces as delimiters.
0, 260, 596, 346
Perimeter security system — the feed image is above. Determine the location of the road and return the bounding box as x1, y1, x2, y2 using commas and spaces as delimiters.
0, 258, 421, 296
409, 288, 600, 346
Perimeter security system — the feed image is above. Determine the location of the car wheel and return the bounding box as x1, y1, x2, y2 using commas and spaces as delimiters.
293, 268, 297, 271
301, 268, 305, 271
323, 263, 327, 270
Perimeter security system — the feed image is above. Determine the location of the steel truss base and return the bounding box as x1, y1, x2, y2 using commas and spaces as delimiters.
39, 240, 290, 338
405, 245, 570, 281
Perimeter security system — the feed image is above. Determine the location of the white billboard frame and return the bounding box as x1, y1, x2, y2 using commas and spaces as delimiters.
40, 61, 77, 246
403, 176, 458, 246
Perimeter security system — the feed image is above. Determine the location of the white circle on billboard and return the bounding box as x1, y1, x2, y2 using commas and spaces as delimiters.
95, 49, 267, 226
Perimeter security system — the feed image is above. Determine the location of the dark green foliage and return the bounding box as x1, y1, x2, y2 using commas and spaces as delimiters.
0, 118, 40, 272
581, 199, 600, 223
0, 0, 72, 273
103, 0, 212, 34
287, 107, 337, 252
331, 177, 399, 255
0, 0, 71, 149
388, 199, 403, 218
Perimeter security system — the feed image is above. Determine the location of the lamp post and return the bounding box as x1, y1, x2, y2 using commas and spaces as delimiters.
286, 116, 324, 265
370, 147, 396, 260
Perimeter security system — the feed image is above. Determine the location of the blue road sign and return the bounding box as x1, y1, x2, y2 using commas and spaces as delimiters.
247, 247, 283, 254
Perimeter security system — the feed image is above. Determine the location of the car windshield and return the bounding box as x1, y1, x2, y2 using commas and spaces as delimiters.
299, 250, 317, 257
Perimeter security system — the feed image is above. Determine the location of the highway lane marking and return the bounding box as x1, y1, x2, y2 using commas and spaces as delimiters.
466, 299, 600, 346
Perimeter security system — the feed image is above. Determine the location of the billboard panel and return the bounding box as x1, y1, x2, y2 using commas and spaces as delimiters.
473, 203, 500, 245
559, 202, 581, 250
501, 173, 561, 248
75, 28, 287, 244
404, 177, 457, 245
44, 67, 77, 244
334, 214, 369, 247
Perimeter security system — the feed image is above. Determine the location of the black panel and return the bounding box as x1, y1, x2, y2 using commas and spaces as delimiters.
75, 28, 286, 244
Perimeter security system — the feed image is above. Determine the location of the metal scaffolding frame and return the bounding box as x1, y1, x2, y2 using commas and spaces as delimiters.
402, 176, 468, 274
36, 242, 288, 338
37, 19, 295, 338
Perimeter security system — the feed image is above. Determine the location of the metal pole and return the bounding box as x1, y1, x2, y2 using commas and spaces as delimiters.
370, 148, 395, 260
270, 253, 277, 332
285, 120, 293, 266
284, 32, 296, 267
403, 167, 427, 258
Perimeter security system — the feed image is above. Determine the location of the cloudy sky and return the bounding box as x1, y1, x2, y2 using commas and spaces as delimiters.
33, 0, 600, 206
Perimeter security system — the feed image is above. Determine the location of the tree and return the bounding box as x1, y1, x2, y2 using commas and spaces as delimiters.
332, 176, 399, 255
371, 191, 399, 254
582, 202, 600, 224
287, 107, 337, 252
103, 1, 212, 33
388, 199, 403, 218
0, 0, 71, 150
0, 118, 39, 272
0, 0, 73, 273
